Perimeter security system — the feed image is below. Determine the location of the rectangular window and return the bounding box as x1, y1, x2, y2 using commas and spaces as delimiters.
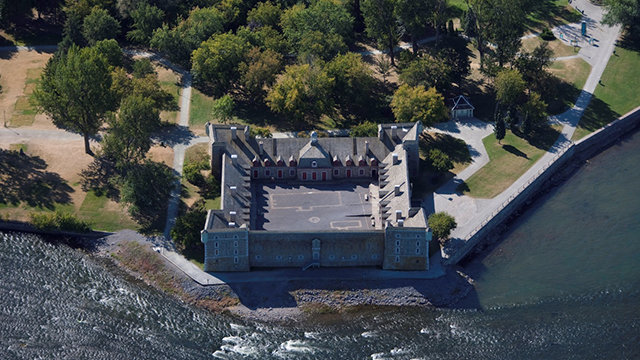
290, 169, 296, 176
302, 172, 307, 180
265, 169, 271, 177
234, 257, 238, 264
416, 248, 421, 254
214, 249, 219, 256
312, 172, 317, 180
234, 241, 238, 247
359, 169, 365, 176
346, 169, 351, 178
395, 255, 400, 263
333, 169, 339, 176
277, 169, 283, 178
322, 171, 327, 180
253, 169, 258, 178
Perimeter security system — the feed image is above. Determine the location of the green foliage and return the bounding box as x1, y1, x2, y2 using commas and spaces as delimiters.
325, 52, 376, 114
399, 55, 451, 91
32, 45, 115, 154
361, 0, 400, 64
280, 0, 353, 60
540, 27, 556, 41
247, 1, 282, 28
132, 58, 155, 78
191, 32, 249, 94
150, 7, 225, 66
82, 7, 121, 46
515, 41, 553, 93
127, 3, 164, 45
437, 36, 472, 85
266, 63, 334, 121
427, 211, 457, 242
494, 68, 525, 106
390, 85, 448, 126
602, 0, 640, 35
171, 210, 207, 250
394, 0, 432, 50
120, 161, 176, 226
183, 162, 207, 187
102, 95, 160, 169
350, 121, 378, 137
31, 211, 92, 233
93, 39, 123, 68
427, 148, 453, 174
249, 126, 273, 138
111, 68, 177, 111
211, 94, 235, 124
238, 46, 283, 101
519, 91, 547, 130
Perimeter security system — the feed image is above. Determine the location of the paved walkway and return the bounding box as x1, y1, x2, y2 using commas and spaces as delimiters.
431, 0, 621, 257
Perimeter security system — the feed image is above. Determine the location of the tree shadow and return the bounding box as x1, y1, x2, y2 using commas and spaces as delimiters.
0, 149, 74, 209
525, 0, 582, 33
151, 124, 198, 147
617, 32, 640, 53
577, 95, 620, 134
501, 144, 529, 159
526, 125, 562, 151
420, 132, 473, 165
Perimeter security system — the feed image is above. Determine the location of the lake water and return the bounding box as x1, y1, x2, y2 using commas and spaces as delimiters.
2, 130, 640, 359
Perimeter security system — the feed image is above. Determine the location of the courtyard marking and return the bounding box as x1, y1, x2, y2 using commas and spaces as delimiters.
330, 220, 364, 230
269, 192, 342, 212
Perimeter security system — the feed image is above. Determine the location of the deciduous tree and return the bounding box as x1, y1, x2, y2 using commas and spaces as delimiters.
211, 94, 235, 124
350, 121, 378, 137
494, 114, 505, 143
247, 1, 282, 29
390, 84, 448, 126
82, 7, 121, 45
238, 46, 283, 101
399, 55, 451, 91
191, 32, 249, 94
428, 211, 457, 242
494, 68, 525, 107
120, 160, 176, 227
361, 0, 399, 65
325, 52, 376, 113
32, 45, 115, 154
127, 3, 164, 45
602, 0, 640, 35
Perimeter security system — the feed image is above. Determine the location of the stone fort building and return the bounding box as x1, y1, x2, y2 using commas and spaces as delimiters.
201, 122, 432, 272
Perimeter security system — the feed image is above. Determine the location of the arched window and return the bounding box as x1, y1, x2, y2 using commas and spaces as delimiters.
311, 161, 318, 168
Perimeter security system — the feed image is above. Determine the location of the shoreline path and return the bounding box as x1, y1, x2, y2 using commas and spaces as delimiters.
0, 0, 621, 282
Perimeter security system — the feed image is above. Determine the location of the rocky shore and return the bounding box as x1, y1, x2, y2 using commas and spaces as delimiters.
87, 230, 475, 323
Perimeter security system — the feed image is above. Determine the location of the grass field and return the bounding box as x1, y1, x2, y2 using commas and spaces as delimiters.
160, 81, 181, 123
10, 67, 42, 127
573, 45, 640, 140
546, 57, 591, 114
460, 126, 561, 198
189, 89, 215, 129
414, 132, 472, 196
77, 191, 139, 232
521, 37, 578, 58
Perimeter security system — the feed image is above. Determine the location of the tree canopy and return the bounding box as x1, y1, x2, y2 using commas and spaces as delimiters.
602, 0, 640, 35
494, 68, 525, 106
32, 44, 115, 154
390, 85, 448, 126
82, 7, 121, 45
191, 32, 250, 94
428, 211, 457, 242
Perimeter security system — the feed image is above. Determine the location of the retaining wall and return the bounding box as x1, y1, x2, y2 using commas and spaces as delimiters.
444, 106, 640, 265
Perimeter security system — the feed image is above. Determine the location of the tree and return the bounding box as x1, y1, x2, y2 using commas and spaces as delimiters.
280, 0, 353, 60
602, 0, 640, 35
325, 52, 376, 113
102, 95, 160, 169
390, 84, 448, 126
171, 210, 207, 250
32, 45, 115, 154
494, 114, 505, 143
127, 3, 164, 45
133, 58, 155, 78
150, 6, 225, 66
394, 0, 432, 53
437, 36, 471, 85
238, 46, 283, 101
374, 55, 392, 85
350, 121, 378, 137
399, 55, 451, 91
93, 39, 123, 68
120, 160, 176, 226
428, 211, 457, 242
82, 7, 121, 45
247, 1, 282, 29
494, 68, 525, 107
191, 32, 249, 94
266, 62, 334, 121
211, 95, 235, 124
515, 42, 552, 91
361, 0, 399, 65
428, 148, 453, 174
519, 91, 547, 130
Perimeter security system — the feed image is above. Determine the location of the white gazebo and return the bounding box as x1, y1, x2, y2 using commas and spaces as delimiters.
449, 95, 475, 119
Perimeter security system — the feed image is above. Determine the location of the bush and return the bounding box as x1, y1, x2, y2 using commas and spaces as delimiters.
183, 162, 206, 187
540, 28, 556, 41
427, 149, 454, 174
171, 210, 207, 250
428, 212, 457, 242
249, 126, 273, 138
31, 211, 92, 233
200, 175, 221, 199
350, 121, 378, 137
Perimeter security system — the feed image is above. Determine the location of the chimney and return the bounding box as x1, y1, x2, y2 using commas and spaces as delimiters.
231, 126, 237, 139
392, 153, 399, 165
229, 211, 236, 222
394, 184, 401, 196
228, 222, 236, 228
398, 219, 404, 227
244, 126, 250, 140
230, 154, 238, 165
391, 125, 398, 140
365, 140, 370, 154
395, 210, 402, 221
230, 185, 237, 196
378, 125, 384, 140
259, 141, 264, 155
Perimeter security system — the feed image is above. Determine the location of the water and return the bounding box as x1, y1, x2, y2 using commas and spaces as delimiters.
2, 131, 640, 359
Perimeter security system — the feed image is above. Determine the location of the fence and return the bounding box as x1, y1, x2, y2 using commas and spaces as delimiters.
444, 106, 640, 265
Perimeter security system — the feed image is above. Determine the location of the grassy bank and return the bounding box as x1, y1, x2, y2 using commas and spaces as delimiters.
573, 45, 640, 140
460, 126, 561, 198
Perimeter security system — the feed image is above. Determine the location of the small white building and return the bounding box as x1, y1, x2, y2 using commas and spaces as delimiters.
449, 95, 474, 119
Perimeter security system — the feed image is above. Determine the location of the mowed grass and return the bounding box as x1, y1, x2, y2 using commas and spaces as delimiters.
460, 128, 561, 198
521, 37, 578, 58
573, 46, 640, 140
160, 81, 181, 123
414, 132, 472, 196
189, 89, 215, 128
77, 191, 139, 232
10, 68, 42, 127
548, 57, 591, 89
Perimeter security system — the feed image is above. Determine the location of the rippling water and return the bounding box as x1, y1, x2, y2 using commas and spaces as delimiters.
3, 131, 640, 359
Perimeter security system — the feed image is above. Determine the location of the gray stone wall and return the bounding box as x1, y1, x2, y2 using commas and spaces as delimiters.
202, 228, 250, 271
383, 227, 431, 270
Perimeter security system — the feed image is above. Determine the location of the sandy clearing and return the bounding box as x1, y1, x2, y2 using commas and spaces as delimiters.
147, 145, 174, 167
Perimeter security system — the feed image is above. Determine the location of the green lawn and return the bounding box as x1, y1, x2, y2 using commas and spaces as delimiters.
160, 81, 181, 124
546, 57, 591, 115
189, 89, 215, 128
10, 68, 42, 127
460, 127, 561, 198
414, 132, 472, 196
77, 191, 139, 232
573, 45, 640, 140
521, 37, 578, 58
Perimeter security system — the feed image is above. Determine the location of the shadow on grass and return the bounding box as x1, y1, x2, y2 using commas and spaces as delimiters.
525, 0, 582, 32
616, 31, 640, 53
462, 78, 496, 121
502, 144, 529, 159
526, 125, 563, 151
420, 132, 473, 165
545, 75, 582, 115
577, 95, 620, 135
0, 149, 74, 209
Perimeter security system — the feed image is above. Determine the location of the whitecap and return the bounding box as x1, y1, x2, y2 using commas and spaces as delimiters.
361, 331, 378, 338
279, 339, 315, 353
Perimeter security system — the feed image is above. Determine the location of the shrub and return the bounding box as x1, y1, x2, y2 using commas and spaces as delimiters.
427, 149, 454, 174
31, 211, 92, 233
171, 210, 207, 250
249, 126, 273, 138
428, 212, 457, 242
183, 162, 206, 187
540, 28, 556, 41
350, 121, 378, 137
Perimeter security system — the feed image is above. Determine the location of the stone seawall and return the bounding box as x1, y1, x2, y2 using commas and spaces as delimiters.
444, 106, 640, 265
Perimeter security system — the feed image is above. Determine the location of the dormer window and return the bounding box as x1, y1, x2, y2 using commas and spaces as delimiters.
264, 158, 272, 166
252, 157, 261, 167
311, 161, 318, 168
